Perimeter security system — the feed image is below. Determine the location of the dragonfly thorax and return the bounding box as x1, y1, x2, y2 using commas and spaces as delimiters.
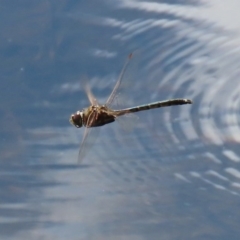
69, 111, 83, 128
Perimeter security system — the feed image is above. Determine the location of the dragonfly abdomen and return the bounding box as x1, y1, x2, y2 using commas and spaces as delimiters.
114, 98, 192, 115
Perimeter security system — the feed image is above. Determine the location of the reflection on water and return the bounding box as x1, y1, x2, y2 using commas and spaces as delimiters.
1, 0, 240, 239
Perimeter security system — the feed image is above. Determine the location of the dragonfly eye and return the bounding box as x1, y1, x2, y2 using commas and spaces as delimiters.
69, 111, 83, 128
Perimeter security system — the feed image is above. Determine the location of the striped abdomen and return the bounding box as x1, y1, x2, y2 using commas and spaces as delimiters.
114, 98, 192, 116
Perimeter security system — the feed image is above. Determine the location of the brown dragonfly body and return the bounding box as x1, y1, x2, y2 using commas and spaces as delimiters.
71, 99, 192, 128
75, 105, 116, 128
69, 53, 192, 162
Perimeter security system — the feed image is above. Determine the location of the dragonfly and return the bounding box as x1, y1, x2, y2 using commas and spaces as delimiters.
70, 53, 192, 163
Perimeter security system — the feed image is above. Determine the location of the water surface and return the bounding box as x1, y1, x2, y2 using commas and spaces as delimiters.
1, 0, 240, 239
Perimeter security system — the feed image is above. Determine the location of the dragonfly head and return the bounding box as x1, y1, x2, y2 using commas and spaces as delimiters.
69, 111, 83, 128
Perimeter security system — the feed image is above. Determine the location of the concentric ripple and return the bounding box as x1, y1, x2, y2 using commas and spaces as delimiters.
26, 0, 240, 204
84, 0, 240, 196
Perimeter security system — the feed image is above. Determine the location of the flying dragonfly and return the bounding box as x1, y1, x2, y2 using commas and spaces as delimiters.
70, 53, 192, 163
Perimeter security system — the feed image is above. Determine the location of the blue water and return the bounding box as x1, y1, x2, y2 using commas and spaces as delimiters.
1, 0, 240, 239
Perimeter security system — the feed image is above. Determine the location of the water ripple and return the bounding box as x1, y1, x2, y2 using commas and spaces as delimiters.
89, 0, 240, 197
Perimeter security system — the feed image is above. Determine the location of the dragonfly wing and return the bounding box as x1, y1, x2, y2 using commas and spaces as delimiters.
115, 112, 139, 132
78, 127, 91, 164
81, 76, 99, 106
77, 127, 101, 164
78, 53, 136, 163
106, 53, 133, 106
84, 83, 99, 106
110, 92, 139, 131
77, 110, 99, 163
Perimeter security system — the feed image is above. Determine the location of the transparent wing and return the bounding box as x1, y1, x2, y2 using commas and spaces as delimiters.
82, 76, 99, 106
78, 127, 101, 164
110, 92, 139, 132
78, 127, 91, 164
107, 52, 141, 131
77, 53, 135, 163
115, 113, 139, 132
84, 83, 98, 106
106, 53, 133, 106
78, 110, 99, 163
77, 78, 100, 163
